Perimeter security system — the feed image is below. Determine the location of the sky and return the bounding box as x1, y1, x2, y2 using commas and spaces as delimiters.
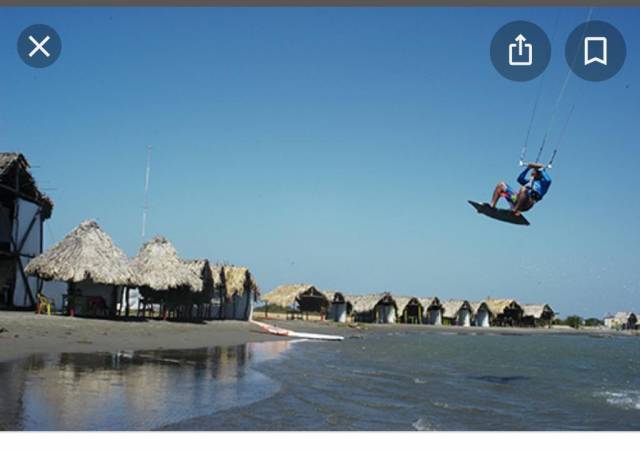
0, 7, 638, 318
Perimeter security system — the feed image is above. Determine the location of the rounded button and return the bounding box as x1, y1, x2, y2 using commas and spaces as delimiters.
490, 21, 551, 82
17, 24, 62, 69
565, 20, 626, 82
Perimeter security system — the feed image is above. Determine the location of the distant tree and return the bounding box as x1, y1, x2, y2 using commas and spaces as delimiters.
585, 317, 604, 327
565, 315, 584, 329
254, 303, 289, 313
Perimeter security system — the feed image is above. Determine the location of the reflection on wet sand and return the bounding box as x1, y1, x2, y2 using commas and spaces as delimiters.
0, 340, 293, 430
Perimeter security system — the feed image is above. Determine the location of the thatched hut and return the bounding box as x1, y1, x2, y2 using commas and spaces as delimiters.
484, 299, 523, 327
262, 284, 329, 318
220, 265, 258, 321
607, 312, 638, 330
521, 304, 555, 328
423, 297, 443, 325
469, 301, 492, 327
395, 296, 425, 324
183, 259, 215, 320
25, 220, 131, 317
327, 291, 352, 322
0, 153, 53, 309
130, 236, 201, 319
346, 293, 397, 323
441, 300, 473, 326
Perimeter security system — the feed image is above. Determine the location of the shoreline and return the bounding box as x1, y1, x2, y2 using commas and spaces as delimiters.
0, 311, 636, 363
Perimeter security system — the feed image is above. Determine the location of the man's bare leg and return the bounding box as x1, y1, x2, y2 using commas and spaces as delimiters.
491, 182, 507, 208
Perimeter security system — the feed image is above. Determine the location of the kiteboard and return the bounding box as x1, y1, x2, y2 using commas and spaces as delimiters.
251, 320, 344, 341
468, 200, 530, 226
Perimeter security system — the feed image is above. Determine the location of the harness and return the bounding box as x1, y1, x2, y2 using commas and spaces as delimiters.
527, 187, 542, 202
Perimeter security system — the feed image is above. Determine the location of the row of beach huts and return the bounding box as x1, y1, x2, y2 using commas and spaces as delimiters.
27, 220, 259, 321
261, 285, 556, 327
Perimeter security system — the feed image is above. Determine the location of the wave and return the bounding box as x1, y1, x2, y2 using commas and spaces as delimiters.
595, 390, 640, 410
412, 417, 437, 431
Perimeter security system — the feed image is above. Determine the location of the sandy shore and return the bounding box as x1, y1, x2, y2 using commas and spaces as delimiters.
1, 311, 635, 363
0, 312, 283, 363
264, 317, 639, 338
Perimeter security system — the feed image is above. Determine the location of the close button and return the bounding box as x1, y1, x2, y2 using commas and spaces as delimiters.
17, 24, 62, 69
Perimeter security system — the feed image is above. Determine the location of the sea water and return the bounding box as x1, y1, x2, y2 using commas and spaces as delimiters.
1, 331, 639, 430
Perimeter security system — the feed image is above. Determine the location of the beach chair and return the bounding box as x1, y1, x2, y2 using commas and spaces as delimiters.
36, 293, 53, 316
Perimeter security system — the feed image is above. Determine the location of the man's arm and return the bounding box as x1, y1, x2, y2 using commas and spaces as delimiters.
517, 167, 530, 185
539, 169, 552, 195
540, 169, 551, 183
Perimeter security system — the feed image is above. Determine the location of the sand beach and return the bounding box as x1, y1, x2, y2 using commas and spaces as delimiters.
1, 311, 636, 364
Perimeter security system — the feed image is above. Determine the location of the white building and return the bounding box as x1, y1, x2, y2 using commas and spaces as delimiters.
0, 153, 53, 309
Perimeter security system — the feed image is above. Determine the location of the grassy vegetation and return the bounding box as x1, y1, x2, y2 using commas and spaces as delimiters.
553, 315, 589, 329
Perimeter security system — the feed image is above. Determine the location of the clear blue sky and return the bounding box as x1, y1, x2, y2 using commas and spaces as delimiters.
0, 7, 638, 318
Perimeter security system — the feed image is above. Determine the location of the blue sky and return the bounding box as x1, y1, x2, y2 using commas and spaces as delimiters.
0, 7, 638, 318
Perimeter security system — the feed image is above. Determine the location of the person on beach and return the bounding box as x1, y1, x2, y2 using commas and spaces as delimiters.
490, 163, 552, 216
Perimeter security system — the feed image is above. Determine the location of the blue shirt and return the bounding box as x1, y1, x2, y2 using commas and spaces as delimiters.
517, 167, 551, 200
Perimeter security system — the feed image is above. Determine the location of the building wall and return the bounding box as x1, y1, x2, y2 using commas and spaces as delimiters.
223, 294, 236, 319
221, 290, 255, 321
73, 281, 121, 316
426, 309, 442, 325
12, 199, 42, 308
332, 303, 348, 323
475, 309, 490, 327
457, 309, 471, 327
376, 304, 396, 324
232, 291, 253, 321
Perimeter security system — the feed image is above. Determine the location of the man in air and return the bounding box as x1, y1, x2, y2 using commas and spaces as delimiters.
490, 163, 552, 216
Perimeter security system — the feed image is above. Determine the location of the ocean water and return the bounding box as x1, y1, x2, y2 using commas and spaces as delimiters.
1, 331, 639, 431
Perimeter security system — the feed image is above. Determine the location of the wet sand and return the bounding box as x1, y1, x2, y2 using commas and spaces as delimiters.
0, 311, 635, 363
0, 312, 282, 363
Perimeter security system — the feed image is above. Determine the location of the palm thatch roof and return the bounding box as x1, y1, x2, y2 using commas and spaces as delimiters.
184, 259, 210, 278
441, 300, 472, 319
613, 311, 637, 323
223, 265, 258, 297
323, 291, 338, 302
484, 299, 522, 317
0, 152, 53, 218
211, 264, 224, 287
130, 236, 202, 291
418, 296, 440, 310
183, 259, 215, 301
469, 301, 491, 316
25, 220, 131, 285
262, 284, 316, 308
521, 303, 554, 319
344, 293, 394, 314
394, 296, 417, 313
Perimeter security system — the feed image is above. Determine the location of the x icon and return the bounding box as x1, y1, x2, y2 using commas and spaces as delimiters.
28, 35, 51, 58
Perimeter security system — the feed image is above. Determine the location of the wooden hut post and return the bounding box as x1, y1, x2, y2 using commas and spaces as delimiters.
67, 281, 75, 316
110, 285, 118, 318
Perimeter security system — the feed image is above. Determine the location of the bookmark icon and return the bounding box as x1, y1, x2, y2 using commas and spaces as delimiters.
584, 36, 608, 66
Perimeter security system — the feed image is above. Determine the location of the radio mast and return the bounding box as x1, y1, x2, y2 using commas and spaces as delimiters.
142, 145, 152, 241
